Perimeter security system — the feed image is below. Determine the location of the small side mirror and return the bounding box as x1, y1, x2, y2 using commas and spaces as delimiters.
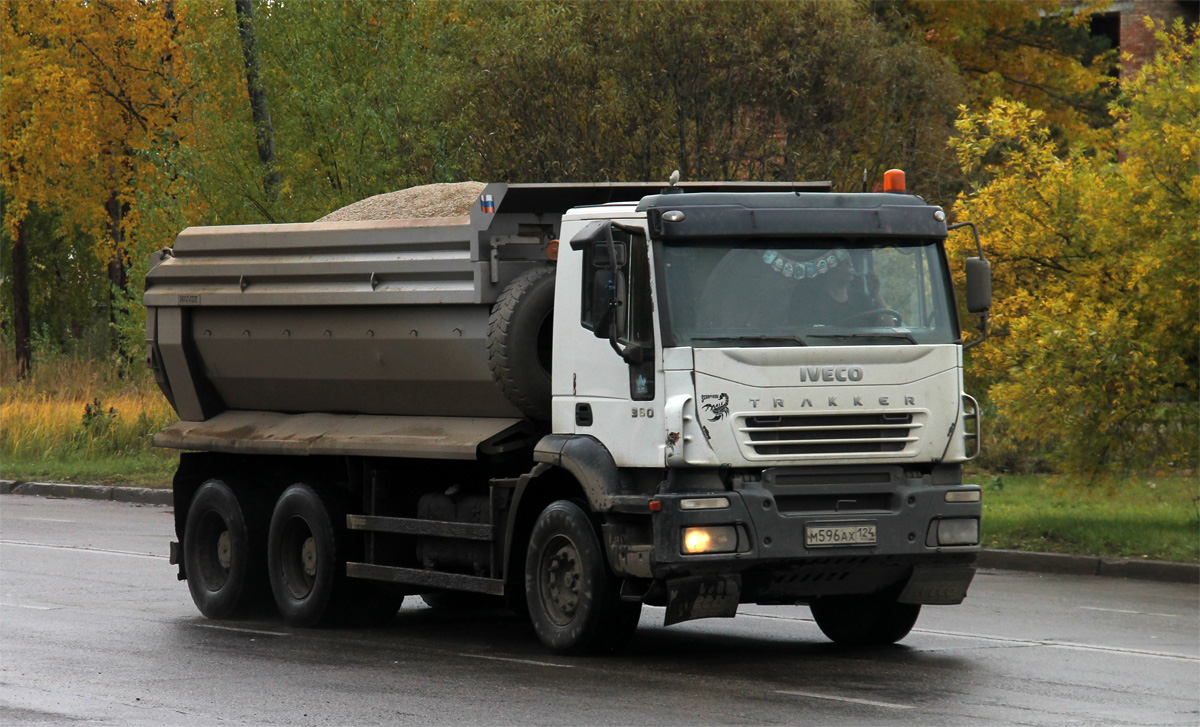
965, 257, 991, 314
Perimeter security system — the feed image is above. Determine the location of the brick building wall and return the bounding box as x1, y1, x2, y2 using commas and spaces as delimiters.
1115, 0, 1198, 76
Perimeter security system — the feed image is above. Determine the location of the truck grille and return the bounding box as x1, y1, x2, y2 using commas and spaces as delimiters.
738, 413, 922, 458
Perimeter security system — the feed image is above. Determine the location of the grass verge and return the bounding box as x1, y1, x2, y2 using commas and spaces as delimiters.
1, 348, 178, 489
973, 472, 1199, 563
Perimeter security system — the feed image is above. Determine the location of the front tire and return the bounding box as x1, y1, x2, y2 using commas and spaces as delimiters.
267, 484, 343, 627
810, 593, 921, 645
183, 479, 264, 619
525, 501, 641, 654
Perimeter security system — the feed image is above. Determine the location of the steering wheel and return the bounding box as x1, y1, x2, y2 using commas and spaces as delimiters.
837, 307, 903, 326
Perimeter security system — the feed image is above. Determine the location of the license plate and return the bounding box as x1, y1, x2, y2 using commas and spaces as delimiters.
805, 523, 877, 547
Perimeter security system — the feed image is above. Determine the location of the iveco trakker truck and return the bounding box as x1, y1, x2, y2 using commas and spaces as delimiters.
146, 174, 992, 653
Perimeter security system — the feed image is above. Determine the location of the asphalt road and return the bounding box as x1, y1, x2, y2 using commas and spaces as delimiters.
1, 496, 1197, 726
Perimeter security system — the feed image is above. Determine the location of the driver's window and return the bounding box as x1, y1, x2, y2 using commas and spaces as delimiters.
580, 233, 629, 333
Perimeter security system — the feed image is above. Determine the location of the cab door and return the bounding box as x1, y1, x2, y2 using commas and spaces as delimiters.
552, 218, 664, 467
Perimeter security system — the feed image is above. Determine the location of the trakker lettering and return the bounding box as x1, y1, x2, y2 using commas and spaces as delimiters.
799, 366, 863, 382
751, 394, 916, 409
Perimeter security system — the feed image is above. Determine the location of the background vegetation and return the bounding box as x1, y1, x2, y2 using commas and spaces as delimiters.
1, 2, 1196, 507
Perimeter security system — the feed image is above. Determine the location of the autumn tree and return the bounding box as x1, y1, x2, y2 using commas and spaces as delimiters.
946, 21, 1198, 474
1, 0, 192, 366
452, 1, 965, 198
873, 0, 1119, 145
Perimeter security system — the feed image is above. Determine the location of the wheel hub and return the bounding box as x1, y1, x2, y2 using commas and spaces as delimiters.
216, 530, 231, 571
542, 540, 582, 623
301, 536, 317, 577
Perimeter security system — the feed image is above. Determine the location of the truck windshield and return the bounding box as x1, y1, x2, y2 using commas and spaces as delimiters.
657, 238, 958, 347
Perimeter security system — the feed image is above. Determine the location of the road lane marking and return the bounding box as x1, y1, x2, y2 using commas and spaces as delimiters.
17, 518, 75, 523
0, 601, 58, 610
776, 689, 911, 710
1078, 606, 1178, 618
0, 540, 163, 560
737, 612, 1198, 662
192, 623, 288, 637
457, 653, 575, 668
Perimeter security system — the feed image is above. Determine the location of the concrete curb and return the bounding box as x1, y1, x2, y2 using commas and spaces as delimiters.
977, 549, 1198, 584
3, 479, 1196, 584
0, 479, 173, 507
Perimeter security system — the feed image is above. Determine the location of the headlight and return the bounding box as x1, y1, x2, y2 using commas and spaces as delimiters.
937, 518, 979, 546
681, 526, 737, 554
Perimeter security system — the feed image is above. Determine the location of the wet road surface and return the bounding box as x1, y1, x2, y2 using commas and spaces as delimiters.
1, 496, 1197, 725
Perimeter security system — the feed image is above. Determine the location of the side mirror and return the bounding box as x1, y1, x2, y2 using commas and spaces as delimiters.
965, 257, 991, 314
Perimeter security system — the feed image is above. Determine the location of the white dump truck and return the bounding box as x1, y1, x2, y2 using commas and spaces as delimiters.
145, 174, 992, 653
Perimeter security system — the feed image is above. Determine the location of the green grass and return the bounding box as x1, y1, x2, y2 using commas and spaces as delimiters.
1, 454, 176, 489
974, 472, 1199, 563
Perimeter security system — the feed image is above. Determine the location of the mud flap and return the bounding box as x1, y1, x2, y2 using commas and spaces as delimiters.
897, 565, 975, 605
664, 575, 741, 626
170, 540, 186, 580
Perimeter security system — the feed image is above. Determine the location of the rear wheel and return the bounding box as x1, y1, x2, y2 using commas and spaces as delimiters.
810, 592, 921, 645
268, 484, 343, 627
525, 501, 641, 654
183, 480, 264, 619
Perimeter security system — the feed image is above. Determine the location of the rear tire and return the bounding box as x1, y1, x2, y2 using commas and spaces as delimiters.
810, 593, 921, 645
525, 501, 641, 654
267, 484, 343, 627
183, 480, 264, 619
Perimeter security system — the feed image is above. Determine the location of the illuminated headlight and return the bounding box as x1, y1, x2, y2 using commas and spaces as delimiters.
680, 497, 730, 510
681, 526, 737, 554
937, 518, 980, 546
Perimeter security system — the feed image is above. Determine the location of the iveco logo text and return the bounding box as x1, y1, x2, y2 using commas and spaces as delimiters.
799, 366, 863, 382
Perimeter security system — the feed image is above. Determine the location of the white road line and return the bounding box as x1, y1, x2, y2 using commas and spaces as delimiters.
910, 627, 1198, 662
1079, 606, 1178, 618
776, 689, 911, 710
192, 623, 288, 637
737, 611, 1198, 662
0, 601, 57, 610
0, 540, 163, 560
458, 653, 575, 668
17, 518, 76, 523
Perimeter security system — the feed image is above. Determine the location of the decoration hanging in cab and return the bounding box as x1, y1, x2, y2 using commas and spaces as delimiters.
762, 248, 850, 280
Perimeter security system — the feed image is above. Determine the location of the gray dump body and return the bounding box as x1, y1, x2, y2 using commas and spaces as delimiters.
146, 182, 819, 425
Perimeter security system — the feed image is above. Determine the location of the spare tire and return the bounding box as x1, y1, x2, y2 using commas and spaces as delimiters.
488, 265, 555, 421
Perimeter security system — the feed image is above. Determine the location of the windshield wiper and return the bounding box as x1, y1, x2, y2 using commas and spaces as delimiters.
808, 332, 918, 344
691, 334, 808, 346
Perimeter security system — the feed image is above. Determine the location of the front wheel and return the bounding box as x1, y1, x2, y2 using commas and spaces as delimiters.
809, 593, 920, 645
525, 501, 641, 654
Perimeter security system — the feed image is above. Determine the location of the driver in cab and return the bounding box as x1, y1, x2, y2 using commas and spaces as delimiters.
804, 252, 888, 326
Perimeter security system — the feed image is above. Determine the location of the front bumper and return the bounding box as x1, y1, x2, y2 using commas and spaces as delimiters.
646, 466, 980, 608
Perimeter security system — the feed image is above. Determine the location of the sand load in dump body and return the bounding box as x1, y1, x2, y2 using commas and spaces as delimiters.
145, 182, 801, 428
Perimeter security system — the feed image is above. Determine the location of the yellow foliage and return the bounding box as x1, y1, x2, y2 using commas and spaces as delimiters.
948, 21, 1199, 473
2, 0, 198, 263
